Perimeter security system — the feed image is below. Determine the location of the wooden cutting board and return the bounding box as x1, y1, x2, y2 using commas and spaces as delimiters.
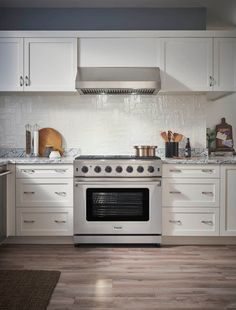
39, 128, 63, 156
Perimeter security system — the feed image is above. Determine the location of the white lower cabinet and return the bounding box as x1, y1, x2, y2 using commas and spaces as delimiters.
162, 164, 220, 237
220, 165, 236, 236
16, 208, 73, 236
16, 164, 73, 236
163, 208, 220, 236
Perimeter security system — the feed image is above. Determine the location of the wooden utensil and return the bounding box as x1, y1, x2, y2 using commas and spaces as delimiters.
39, 128, 63, 157
174, 133, 184, 142
160, 132, 168, 142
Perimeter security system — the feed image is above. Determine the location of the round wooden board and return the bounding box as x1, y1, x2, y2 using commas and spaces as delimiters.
39, 128, 63, 157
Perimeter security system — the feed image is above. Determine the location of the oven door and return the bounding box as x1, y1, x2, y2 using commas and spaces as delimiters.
74, 179, 161, 235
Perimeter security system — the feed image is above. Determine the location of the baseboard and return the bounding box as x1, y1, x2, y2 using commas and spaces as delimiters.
162, 236, 236, 245
4, 236, 74, 244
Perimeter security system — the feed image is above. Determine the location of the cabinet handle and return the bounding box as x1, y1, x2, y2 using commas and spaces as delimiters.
23, 220, 35, 223
22, 169, 35, 174
209, 76, 215, 87
202, 191, 213, 196
23, 191, 35, 194
25, 75, 30, 86
201, 220, 213, 225
201, 169, 214, 173
169, 220, 182, 224
55, 191, 67, 196
169, 191, 181, 194
55, 169, 67, 173
54, 220, 66, 223
20, 76, 24, 86
169, 169, 181, 173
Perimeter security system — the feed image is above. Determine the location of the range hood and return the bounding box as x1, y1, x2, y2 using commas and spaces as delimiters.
76, 67, 161, 95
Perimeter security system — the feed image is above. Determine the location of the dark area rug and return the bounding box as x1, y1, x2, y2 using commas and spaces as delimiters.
0, 270, 60, 310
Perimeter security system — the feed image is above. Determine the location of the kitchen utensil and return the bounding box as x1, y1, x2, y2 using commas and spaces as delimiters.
167, 131, 172, 142
173, 133, 184, 142
33, 124, 40, 157
160, 132, 168, 142
165, 142, 179, 158
134, 146, 157, 157
39, 128, 63, 157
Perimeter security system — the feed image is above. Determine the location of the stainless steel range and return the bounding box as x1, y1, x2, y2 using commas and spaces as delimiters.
73, 156, 162, 245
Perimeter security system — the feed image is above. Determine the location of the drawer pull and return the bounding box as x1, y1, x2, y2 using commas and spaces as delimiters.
23, 220, 35, 223
55, 191, 67, 197
22, 169, 35, 174
201, 169, 214, 173
201, 220, 213, 225
23, 191, 35, 194
202, 191, 213, 196
169, 191, 181, 194
169, 220, 182, 224
169, 169, 181, 173
55, 169, 67, 173
54, 220, 66, 223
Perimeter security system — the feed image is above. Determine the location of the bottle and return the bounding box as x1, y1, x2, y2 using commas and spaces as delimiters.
33, 124, 40, 157
185, 138, 191, 158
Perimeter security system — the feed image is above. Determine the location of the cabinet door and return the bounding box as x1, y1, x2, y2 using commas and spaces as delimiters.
79, 38, 161, 67
160, 38, 213, 91
220, 166, 236, 236
214, 38, 236, 91
0, 38, 24, 91
24, 38, 77, 91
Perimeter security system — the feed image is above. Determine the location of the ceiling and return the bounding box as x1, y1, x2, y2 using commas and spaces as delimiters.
0, 0, 235, 28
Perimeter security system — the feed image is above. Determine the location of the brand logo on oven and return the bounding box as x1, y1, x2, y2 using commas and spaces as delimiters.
113, 226, 123, 230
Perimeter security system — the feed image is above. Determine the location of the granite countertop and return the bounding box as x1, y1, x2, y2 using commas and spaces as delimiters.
0, 148, 79, 165
162, 156, 236, 164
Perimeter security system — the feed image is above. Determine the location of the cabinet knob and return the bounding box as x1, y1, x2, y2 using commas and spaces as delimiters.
20, 76, 24, 86
201, 191, 213, 196
25, 75, 30, 86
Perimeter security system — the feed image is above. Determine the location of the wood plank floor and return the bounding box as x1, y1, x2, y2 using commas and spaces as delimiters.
0, 244, 236, 309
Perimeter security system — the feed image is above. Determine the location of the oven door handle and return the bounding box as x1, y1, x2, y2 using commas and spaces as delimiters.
0, 170, 11, 177
74, 180, 162, 186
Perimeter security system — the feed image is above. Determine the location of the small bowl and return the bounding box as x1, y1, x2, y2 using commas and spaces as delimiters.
49, 151, 61, 159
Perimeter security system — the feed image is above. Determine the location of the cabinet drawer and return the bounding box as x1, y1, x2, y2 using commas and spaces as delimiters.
163, 208, 219, 236
162, 178, 219, 207
16, 164, 73, 179
16, 208, 73, 236
163, 164, 220, 178
16, 179, 73, 207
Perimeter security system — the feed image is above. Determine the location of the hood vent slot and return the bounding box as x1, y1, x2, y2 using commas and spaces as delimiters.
76, 67, 161, 95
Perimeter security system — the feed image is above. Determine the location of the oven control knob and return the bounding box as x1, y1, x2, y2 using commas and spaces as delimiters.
148, 166, 155, 173
116, 166, 123, 173
126, 166, 133, 173
137, 166, 144, 173
94, 166, 101, 173
105, 166, 112, 173
81, 166, 89, 173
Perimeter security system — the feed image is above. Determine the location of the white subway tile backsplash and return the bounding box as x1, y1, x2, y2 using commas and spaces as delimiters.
0, 94, 207, 154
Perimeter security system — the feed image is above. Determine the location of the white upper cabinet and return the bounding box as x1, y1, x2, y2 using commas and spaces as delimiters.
79, 38, 161, 67
160, 38, 213, 91
24, 38, 77, 91
213, 38, 236, 91
0, 38, 24, 91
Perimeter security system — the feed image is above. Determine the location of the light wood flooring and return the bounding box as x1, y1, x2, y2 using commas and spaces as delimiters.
0, 244, 236, 309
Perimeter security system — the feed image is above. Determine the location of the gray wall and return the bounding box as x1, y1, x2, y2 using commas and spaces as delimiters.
0, 8, 206, 30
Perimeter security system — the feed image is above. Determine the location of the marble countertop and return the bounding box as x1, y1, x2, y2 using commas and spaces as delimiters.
162, 156, 236, 164
0, 157, 75, 165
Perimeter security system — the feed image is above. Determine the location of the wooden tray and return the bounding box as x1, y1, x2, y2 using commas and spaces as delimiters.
39, 128, 63, 157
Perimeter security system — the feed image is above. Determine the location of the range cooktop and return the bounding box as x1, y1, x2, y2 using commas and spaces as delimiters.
75, 155, 161, 160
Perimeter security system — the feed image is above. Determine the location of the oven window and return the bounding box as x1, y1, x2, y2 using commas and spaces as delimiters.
86, 188, 149, 221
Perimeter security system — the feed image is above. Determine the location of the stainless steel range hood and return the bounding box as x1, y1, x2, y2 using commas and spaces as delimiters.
76, 67, 161, 95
